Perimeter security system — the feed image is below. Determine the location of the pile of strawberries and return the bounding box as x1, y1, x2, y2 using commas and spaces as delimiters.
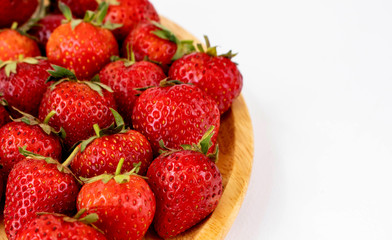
0, 0, 243, 239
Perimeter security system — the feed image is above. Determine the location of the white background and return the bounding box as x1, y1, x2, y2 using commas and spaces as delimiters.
150, 1, 392, 239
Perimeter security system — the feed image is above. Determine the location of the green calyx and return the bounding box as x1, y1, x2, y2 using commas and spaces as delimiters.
59, 1, 122, 30
11, 107, 66, 139
110, 44, 136, 67
19, 146, 83, 185
46, 65, 113, 97
80, 159, 146, 185
151, 21, 196, 61
18, 146, 75, 175
158, 78, 187, 87
197, 35, 238, 59
19, 146, 57, 164
159, 125, 219, 162
0, 56, 45, 77
134, 78, 189, 96
37, 209, 100, 227
0, 98, 7, 107
79, 108, 127, 152
72, 209, 99, 224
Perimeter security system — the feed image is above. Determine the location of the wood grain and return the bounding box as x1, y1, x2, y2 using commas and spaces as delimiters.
0, 17, 254, 240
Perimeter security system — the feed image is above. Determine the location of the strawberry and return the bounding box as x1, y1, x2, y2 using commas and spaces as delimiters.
4, 148, 80, 240
77, 159, 156, 240
132, 80, 220, 156
28, 14, 66, 55
147, 128, 222, 238
0, 57, 53, 116
0, 99, 10, 128
0, 0, 38, 28
70, 109, 153, 178
99, 53, 166, 125
169, 36, 243, 114
122, 22, 195, 69
47, 3, 119, 80
15, 211, 107, 240
0, 26, 40, 61
38, 65, 117, 149
104, 0, 160, 42
0, 110, 63, 181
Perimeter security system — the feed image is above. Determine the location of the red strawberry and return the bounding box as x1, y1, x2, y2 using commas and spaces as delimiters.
146, 130, 222, 238
28, 14, 66, 55
99, 54, 166, 125
0, 111, 63, 180
169, 36, 243, 114
0, 57, 53, 116
0, 28, 40, 61
77, 159, 156, 240
47, 3, 119, 80
0, 99, 10, 128
122, 22, 195, 69
15, 211, 107, 240
104, 0, 159, 42
0, 0, 38, 28
132, 80, 220, 156
38, 66, 117, 149
4, 148, 80, 240
70, 109, 153, 178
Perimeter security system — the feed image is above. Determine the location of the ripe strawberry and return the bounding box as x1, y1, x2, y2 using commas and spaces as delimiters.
122, 22, 195, 69
99, 54, 166, 125
4, 148, 80, 240
77, 159, 156, 240
0, 111, 63, 180
70, 109, 153, 178
104, 0, 159, 42
0, 0, 38, 28
28, 14, 66, 55
47, 3, 119, 80
38, 65, 117, 149
132, 80, 220, 156
0, 57, 53, 116
15, 211, 107, 240
0, 99, 10, 128
146, 129, 222, 238
0, 28, 40, 61
169, 36, 243, 114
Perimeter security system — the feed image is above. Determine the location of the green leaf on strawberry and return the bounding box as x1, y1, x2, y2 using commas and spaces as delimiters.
46, 64, 114, 97
151, 21, 195, 60
0, 55, 41, 77
59, 1, 122, 30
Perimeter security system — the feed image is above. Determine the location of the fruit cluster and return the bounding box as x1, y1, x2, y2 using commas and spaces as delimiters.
0, 0, 243, 239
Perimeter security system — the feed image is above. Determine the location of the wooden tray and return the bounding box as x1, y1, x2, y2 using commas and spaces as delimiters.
0, 17, 254, 240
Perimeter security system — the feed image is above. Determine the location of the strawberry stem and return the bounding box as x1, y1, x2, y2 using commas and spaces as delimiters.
62, 145, 81, 167
115, 158, 125, 176
43, 110, 56, 124
93, 124, 101, 137
73, 208, 87, 219
11, 22, 18, 30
